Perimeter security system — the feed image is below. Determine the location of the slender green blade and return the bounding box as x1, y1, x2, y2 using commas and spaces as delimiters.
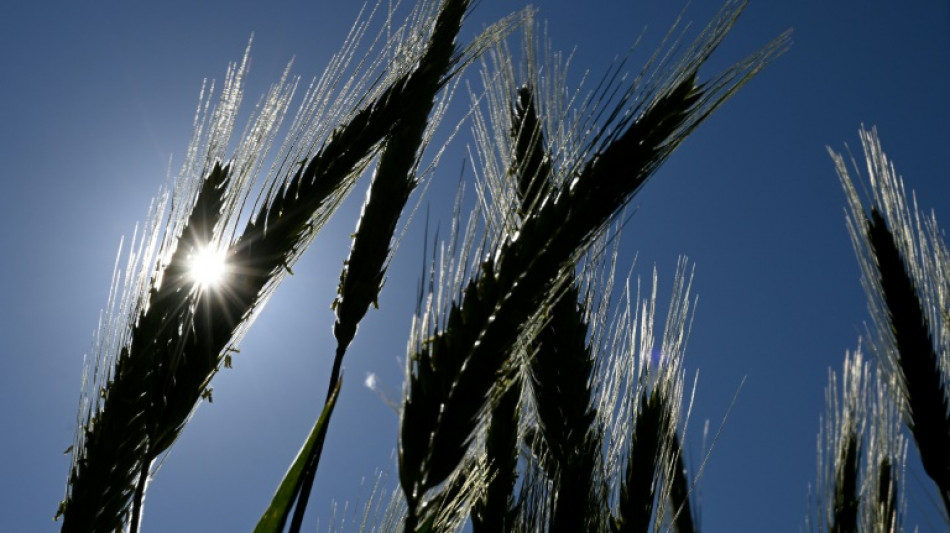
253, 380, 342, 533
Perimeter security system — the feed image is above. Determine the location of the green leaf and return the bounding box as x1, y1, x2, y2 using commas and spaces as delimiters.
253, 379, 342, 533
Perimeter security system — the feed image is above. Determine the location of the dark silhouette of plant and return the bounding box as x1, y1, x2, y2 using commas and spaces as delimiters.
58, 1, 789, 531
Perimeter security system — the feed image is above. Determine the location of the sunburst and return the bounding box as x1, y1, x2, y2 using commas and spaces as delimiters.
188, 246, 228, 289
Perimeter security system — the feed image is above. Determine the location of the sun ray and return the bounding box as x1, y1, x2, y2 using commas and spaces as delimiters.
188, 246, 228, 289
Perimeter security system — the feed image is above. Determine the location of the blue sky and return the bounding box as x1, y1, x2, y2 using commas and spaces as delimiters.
2, 1, 949, 531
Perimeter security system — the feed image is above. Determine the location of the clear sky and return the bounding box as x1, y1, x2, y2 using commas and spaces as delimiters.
2, 1, 949, 531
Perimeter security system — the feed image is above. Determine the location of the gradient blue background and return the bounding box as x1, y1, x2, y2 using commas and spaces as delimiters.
2, 1, 949, 531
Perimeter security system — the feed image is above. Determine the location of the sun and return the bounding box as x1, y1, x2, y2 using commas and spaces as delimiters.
188, 246, 228, 289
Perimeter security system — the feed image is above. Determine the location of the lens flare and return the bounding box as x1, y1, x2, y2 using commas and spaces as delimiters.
188, 247, 228, 289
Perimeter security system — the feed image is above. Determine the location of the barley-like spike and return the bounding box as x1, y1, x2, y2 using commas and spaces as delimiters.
62, 163, 231, 533
472, 374, 521, 532
668, 432, 696, 533
332, 0, 471, 390
614, 389, 666, 533
876, 458, 898, 533
294, 1, 474, 528
510, 85, 552, 215
813, 350, 864, 533
809, 344, 910, 532
529, 283, 602, 532
830, 429, 861, 533
401, 3, 784, 518
471, 82, 551, 533
867, 209, 950, 511
835, 127, 950, 520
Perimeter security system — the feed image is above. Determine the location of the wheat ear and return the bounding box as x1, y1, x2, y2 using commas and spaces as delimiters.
821, 351, 867, 533
834, 127, 950, 516
472, 83, 553, 532
400, 3, 785, 527
60, 161, 232, 533
866, 211, 950, 511
60, 35, 305, 528
60, 3, 477, 528
810, 348, 907, 533
667, 432, 697, 533
613, 387, 668, 533
586, 256, 696, 533
506, 83, 604, 532
289, 0, 474, 528
330, 0, 469, 401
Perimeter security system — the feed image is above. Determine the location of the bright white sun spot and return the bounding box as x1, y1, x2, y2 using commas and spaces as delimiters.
188, 246, 228, 289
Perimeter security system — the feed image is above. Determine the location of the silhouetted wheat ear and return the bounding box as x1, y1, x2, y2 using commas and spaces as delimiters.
831, 423, 861, 533
472, 25, 708, 531
613, 388, 669, 533
476, 77, 604, 531
59, 34, 307, 528
528, 283, 604, 531
471, 82, 561, 533
867, 210, 950, 511
63, 2, 512, 528
60, 162, 232, 533
471, 374, 520, 533
834, 127, 950, 516
288, 1, 476, 528
871, 360, 907, 533
668, 432, 697, 533
400, 2, 786, 528
331, 0, 469, 393
509, 83, 604, 533
810, 347, 907, 533
584, 258, 696, 533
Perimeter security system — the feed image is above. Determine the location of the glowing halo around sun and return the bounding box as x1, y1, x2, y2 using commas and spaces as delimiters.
188, 246, 228, 289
